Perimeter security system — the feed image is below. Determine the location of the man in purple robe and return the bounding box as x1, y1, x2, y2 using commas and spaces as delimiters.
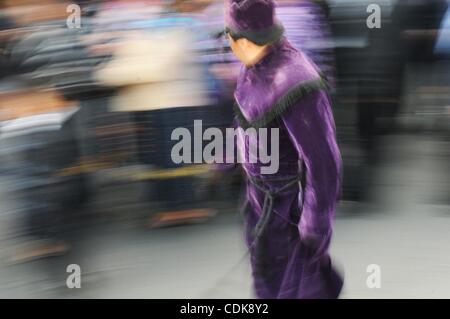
223, 0, 343, 298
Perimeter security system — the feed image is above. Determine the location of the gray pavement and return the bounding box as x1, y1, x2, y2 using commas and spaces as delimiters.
0, 133, 449, 298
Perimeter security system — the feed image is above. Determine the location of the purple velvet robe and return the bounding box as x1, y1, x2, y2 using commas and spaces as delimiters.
233, 37, 343, 299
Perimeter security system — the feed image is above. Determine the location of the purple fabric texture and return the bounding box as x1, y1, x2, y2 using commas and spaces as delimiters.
225, 0, 278, 32
234, 37, 343, 298
234, 37, 322, 122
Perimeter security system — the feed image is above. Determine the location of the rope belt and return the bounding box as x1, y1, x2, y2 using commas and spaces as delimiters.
200, 171, 304, 297
247, 172, 304, 246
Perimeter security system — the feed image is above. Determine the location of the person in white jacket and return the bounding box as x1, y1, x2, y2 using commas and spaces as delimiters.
94, 3, 216, 226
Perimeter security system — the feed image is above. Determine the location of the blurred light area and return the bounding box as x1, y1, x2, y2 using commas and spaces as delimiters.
0, 0, 448, 298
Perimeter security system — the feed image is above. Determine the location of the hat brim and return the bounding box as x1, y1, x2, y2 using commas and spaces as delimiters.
226, 20, 284, 46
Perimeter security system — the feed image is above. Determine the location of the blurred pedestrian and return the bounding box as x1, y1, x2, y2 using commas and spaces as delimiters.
93, 0, 217, 227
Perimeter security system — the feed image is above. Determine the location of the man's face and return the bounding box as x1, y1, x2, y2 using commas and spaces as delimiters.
227, 34, 269, 67
227, 34, 248, 64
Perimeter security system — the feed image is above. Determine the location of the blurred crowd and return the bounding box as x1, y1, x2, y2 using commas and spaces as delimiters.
0, 0, 449, 266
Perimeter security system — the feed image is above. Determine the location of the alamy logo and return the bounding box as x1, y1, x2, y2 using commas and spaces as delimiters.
171, 120, 280, 174
66, 264, 81, 289
66, 4, 81, 29
366, 264, 381, 289
366, 4, 381, 29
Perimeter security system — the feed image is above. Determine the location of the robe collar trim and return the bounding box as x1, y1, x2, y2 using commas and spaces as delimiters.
233, 75, 328, 129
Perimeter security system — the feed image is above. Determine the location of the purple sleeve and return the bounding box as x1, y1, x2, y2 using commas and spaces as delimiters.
281, 91, 342, 259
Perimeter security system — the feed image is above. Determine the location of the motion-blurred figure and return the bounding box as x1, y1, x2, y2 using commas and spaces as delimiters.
328, 0, 448, 202
356, 1, 406, 166
93, 0, 217, 227
0, 0, 90, 262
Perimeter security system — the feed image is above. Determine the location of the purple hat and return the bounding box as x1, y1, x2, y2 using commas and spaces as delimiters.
225, 0, 284, 46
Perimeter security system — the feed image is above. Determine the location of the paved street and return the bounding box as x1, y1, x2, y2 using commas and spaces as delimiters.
0, 134, 449, 298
